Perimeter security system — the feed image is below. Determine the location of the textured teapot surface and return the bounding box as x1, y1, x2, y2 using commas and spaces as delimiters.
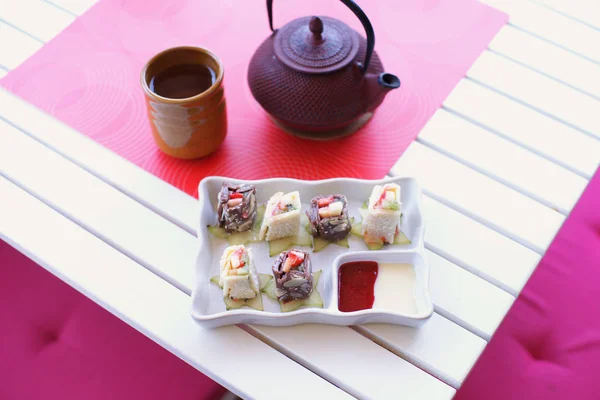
248, 0, 400, 136
248, 16, 385, 132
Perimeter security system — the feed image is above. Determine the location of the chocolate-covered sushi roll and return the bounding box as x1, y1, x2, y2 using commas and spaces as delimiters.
272, 249, 313, 303
307, 195, 351, 242
217, 183, 257, 233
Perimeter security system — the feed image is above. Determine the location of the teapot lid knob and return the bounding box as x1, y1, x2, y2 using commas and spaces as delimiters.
309, 16, 324, 39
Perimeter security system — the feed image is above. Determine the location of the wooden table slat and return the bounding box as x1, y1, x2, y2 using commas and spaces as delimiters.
489, 25, 600, 99
428, 250, 515, 340
45, 0, 98, 16
418, 109, 588, 214
391, 142, 564, 253
0, 0, 74, 42
531, 0, 600, 30
422, 196, 540, 295
481, 0, 600, 63
444, 80, 600, 178
355, 313, 486, 389
0, 22, 42, 69
468, 51, 600, 138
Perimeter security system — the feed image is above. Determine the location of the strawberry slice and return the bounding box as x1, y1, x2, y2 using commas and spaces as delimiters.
282, 251, 305, 273
376, 190, 387, 207
229, 192, 243, 199
317, 196, 334, 208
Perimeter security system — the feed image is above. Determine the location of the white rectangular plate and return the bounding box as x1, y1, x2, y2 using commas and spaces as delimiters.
191, 176, 433, 328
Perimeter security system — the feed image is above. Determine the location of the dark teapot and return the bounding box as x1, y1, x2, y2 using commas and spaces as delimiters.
247, 0, 400, 137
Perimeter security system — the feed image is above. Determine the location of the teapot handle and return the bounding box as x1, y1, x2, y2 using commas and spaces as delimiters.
267, 0, 374, 74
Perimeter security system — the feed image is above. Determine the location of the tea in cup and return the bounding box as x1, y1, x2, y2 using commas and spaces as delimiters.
141, 46, 227, 159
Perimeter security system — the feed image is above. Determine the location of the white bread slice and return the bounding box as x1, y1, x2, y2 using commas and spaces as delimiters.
259, 191, 301, 241
219, 245, 259, 300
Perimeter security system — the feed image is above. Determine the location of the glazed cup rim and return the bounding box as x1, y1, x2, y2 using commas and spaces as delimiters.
140, 46, 224, 104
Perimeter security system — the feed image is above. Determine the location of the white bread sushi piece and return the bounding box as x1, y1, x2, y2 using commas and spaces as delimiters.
259, 191, 301, 241
362, 183, 401, 244
219, 245, 260, 300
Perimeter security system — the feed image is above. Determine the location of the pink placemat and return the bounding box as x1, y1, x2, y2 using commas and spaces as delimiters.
0, 0, 506, 195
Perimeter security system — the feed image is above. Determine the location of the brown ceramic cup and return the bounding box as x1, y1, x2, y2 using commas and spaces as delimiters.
141, 46, 227, 159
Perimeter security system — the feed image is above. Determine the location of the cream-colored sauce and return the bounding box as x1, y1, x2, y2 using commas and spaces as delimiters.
372, 263, 417, 314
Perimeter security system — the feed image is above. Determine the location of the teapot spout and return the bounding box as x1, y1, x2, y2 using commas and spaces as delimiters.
365, 72, 400, 112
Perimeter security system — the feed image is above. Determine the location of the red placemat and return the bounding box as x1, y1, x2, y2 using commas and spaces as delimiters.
0, 0, 506, 196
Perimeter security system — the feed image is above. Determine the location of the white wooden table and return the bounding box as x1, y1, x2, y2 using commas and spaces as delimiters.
1, 0, 599, 398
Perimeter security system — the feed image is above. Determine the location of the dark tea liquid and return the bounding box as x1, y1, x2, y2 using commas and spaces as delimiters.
149, 64, 216, 99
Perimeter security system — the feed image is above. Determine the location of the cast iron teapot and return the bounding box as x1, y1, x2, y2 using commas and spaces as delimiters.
248, 0, 400, 137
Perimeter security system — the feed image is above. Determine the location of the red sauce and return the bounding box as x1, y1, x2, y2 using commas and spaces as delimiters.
338, 261, 378, 312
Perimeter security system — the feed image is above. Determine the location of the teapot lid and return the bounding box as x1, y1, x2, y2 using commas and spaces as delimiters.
274, 16, 359, 74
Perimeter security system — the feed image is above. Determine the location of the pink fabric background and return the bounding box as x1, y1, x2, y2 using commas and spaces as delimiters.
456, 166, 600, 400
0, 240, 226, 400
0, 0, 507, 196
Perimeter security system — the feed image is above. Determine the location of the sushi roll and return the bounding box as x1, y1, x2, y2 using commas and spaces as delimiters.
219, 245, 260, 300
307, 194, 351, 242
362, 183, 401, 244
217, 183, 257, 233
259, 191, 301, 241
272, 249, 313, 303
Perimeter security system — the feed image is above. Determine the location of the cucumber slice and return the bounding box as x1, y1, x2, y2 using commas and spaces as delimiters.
295, 215, 313, 246
358, 208, 368, 220
312, 236, 350, 253
224, 294, 263, 311
207, 225, 228, 239
351, 221, 363, 237
312, 237, 330, 253
227, 230, 254, 245
304, 222, 314, 235
262, 279, 277, 301
252, 204, 266, 232
268, 236, 296, 256
259, 274, 272, 290
335, 237, 350, 248
280, 289, 323, 312
393, 230, 411, 245
210, 274, 267, 311
365, 237, 385, 250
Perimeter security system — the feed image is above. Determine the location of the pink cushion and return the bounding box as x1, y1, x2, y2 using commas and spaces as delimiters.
0, 241, 226, 400
456, 167, 600, 400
